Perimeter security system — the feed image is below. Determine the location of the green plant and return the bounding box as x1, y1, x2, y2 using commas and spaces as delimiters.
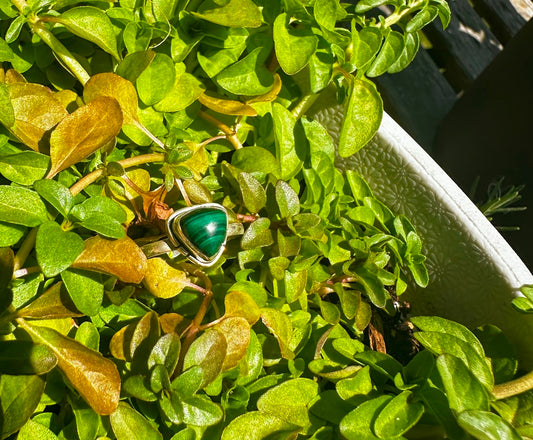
1, 0, 533, 439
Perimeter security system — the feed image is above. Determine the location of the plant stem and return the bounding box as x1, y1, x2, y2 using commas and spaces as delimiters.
198, 111, 243, 150
69, 153, 165, 196
13, 228, 38, 273
383, 0, 425, 28
291, 93, 319, 119
31, 22, 90, 85
493, 370, 533, 399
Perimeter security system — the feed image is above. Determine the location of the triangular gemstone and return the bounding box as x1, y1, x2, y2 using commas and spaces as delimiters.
178, 207, 228, 258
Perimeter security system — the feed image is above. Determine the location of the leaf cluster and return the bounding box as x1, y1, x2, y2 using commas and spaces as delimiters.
0, 0, 529, 439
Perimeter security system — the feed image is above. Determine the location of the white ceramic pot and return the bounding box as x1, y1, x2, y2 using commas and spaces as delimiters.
313, 105, 533, 367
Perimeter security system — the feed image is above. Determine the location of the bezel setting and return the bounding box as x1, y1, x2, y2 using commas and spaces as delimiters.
165, 203, 228, 267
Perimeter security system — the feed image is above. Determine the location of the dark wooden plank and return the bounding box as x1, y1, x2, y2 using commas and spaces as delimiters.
471, 0, 533, 44
375, 48, 457, 151
425, 0, 502, 90
433, 19, 533, 268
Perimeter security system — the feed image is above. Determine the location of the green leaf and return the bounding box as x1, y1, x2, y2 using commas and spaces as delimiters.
339, 395, 393, 440
367, 30, 404, 77
231, 146, 279, 179
474, 324, 518, 384
217, 47, 274, 95
260, 307, 294, 360
276, 180, 300, 218
116, 50, 156, 83
338, 78, 383, 157
314, 0, 340, 30
79, 214, 125, 239
224, 289, 261, 325
353, 350, 403, 379
193, 0, 262, 28
17, 418, 58, 440
257, 378, 319, 427
374, 390, 424, 437
353, 265, 388, 308
273, 13, 318, 75
0, 82, 14, 127
406, 6, 439, 33
221, 411, 300, 440
48, 96, 123, 178
0, 185, 49, 227
0, 341, 57, 375
183, 328, 227, 388
432, 0, 452, 29
22, 323, 121, 415
0, 151, 49, 186
411, 316, 486, 358
458, 410, 522, 440
273, 102, 305, 180
414, 331, 494, 390
336, 365, 373, 400
71, 195, 127, 223
34, 179, 73, 218
0, 246, 14, 289
75, 321, 100, 351
239, 172, 267, 213
17, 282, 83, 319
123, 21, 153, 54
300, 118, 336, 167
241, 217, 274, 249
388, 32, 419, 73
136, 53, 176, 106
0, 222, 23, 248
36, 221, 85, 278
154, 63, 205, 112
178, 395, 224, 426
56, 6, 120, 59
110, 402, 163, 440
351, 25, 382, 71
60, 268, 104, 316
69, 393, 100, 440
148, 333, 181, 375
437, 354, 490, 412
355, 0, 389, 13
0, 375, 45, 439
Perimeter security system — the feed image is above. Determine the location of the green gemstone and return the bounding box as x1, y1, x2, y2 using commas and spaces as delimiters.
178, 208, 227, 258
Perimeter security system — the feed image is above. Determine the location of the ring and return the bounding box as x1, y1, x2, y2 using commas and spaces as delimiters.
140, 203, 242, 267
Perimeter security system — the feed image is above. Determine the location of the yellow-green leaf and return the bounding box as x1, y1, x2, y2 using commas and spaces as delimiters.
47, 96, 123, 178
260, 307, 294, 360
72, 236, 147, 284
198, 92, 257, 116
22, 322, 121, 415
224, 290, 261, 325
84, 72, 139, 125
143, 257, 188, 299
193, 0, 262, 28
216, 317, 250, 371
17, 282, 83, 319
7, 82, 67, 151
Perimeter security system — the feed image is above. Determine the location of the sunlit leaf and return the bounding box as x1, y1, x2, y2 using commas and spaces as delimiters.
72, 235, 147, 284
0, 374, 45, 439
198, 92, 257, 116
153, 63, 205, 112
110, 402, 163, 440
261, 307, 294, 360
338, 78, 382, 157
17, 282, 83, 319
257, 378, 319, 427
216, 316, 250, 370
224, 290, 261, 325
6, 82, 67, 152
83, 72, 139, 125
193, 0, 262, 28
61, 268, 104, 316
36, 221, 85, 277
183, 328, 227, 388
143, 257, 188, 299
0, 151, 50, 185
22, 322, 121, 415
56, 6, 120, 60
221, 411, 300, 440
47, 96, 123, 178
0, 82, 14, 127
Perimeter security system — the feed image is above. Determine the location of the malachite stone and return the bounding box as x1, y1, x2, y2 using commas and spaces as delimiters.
178, 208, 227, 258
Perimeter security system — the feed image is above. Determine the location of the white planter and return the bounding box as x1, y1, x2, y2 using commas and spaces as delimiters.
313, 106, 533, 367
